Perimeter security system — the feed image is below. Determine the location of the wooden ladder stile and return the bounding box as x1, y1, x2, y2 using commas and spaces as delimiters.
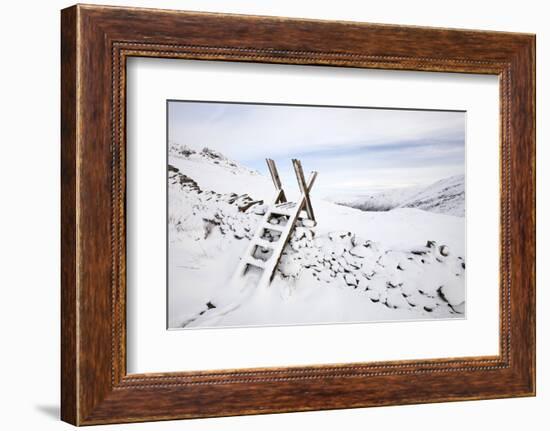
257, 196, 305, 288
233, 159, 317, 289
232, 189, 284, 281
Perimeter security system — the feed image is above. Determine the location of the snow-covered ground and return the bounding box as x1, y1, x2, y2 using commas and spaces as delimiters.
333, 175, 465, 217
168, 144, 466, 329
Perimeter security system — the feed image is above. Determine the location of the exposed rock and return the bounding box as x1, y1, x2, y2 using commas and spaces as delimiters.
349, 245, 370, 258
344, 273, 357, 287
239, 200, 263, 213
328, 231, 352, 242
252, 205, 267, 216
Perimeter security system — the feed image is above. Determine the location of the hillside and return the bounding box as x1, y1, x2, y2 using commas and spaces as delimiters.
400, 175, 465, 216
335, 175, 465, 217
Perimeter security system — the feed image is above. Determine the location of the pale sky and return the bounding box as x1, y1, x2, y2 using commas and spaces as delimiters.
168, 100, 465, 199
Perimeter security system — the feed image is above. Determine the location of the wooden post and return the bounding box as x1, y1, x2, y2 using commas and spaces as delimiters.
266, 158, 287, 203
306, 171, 318, 194
292, 159, 316, 221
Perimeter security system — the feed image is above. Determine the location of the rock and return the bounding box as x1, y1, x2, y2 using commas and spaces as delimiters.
318, 269, 333, 283
201, 147, 224, 160
222, 195, 235, 203
361, 270, 374, 280
344, 273, 357, 287
349, 245, 370, 258
328, 243, 346, 257
352, 236, 375, 249
343, 253, 361, 269
170, 143, 196, 157
351, 235, 370, 247
367, 290, 380, 301
293, 227, 307, 241
439, 245, 450, 257
437, 283, 464, 305
328, 231, 352, 242
290, 239, 304, 252
314, 237, 332, 249
357, 278, 369, 290
386, 289, 408, 308
451, 301, 465, 314
252, 205, 267, 215
239, 200, 263, 212
278, 256, 301, 278
301, 219, 316, 228
301, 255, 317, 268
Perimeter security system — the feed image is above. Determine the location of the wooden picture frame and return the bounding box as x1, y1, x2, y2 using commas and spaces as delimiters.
61, 4, 536, 425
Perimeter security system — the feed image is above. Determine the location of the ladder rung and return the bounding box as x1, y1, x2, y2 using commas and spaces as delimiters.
270, 208, 293, 217
244, 257, 266, 269
262, 223, 284, 233
254, 238, 275, 249
275, 204, 295, 210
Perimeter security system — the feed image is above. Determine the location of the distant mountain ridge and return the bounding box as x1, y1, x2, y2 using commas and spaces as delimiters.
336, 175, 465, 217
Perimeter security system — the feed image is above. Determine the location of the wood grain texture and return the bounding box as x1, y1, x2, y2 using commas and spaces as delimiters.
60, 4, 536, 425
60, 5, 78, 425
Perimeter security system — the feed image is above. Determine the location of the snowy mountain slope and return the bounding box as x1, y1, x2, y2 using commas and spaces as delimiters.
332, 186, 421, 212
399, 175, 465, 217
168, 144, 466, 329
168, 142, 271, 197
334, 175, 465, 217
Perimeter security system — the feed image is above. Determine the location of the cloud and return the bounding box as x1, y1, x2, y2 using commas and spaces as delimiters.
168, 101, 465, 197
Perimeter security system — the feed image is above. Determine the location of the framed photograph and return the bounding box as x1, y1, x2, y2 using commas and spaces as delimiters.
61, 4, 536, 425
165, 101, 467, 330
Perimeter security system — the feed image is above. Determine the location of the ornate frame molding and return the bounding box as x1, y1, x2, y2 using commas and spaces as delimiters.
61, 5, 535, 425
